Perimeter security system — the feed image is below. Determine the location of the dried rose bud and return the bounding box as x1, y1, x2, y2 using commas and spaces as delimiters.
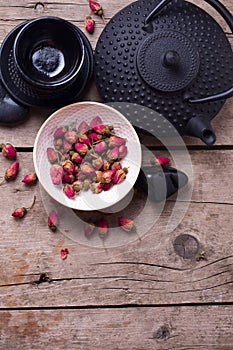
93, 124, 114, 135
84, 222, 95, 238
48, 210, 58, 231
63, 139, 73, 152
12, 207, 27, 218
64, 130, 78, 144
22, 173, 38, 185
83, 178, 92, 190
74, 142, 89, 156
63, 184, 76, 198
76, 172, 86, 181
101, 170, 115, 183
90, 182, 104, 194
102, 159, 110, 171
79, 134, 91, 145
80, 162, 95, 176
1, 143, 17, 159
155, 156, 170, 166
62, 153, 70, 161
85, 16, 95, 34
103, 182, 113, 191
71, 152, 82, 164
97, 218, 109, 238
118, 145, 128, 159
50, 164, 64, 185
54, 126, 68, 139
73, 165, 79, 174
107, 147, 119, 162
62, 160, 74, 175
92, 157, 103, 169
77, 121, 89, 134
63, 174, 75, 184
95, 170, 103, 183
53, 138, 63, 150
90, 116, 102, 128
89, 0, 103, 16
60, 248, 69, 260
88, 132, 102, 141
111, 161, 122, 172
47, 147, 58, 163
4, 161, 19, 181
72, 180, 82, 194
108, 136, 126, 148
113, 169, 126, 184
118, 216, 134, 232
94, 141, 107, 153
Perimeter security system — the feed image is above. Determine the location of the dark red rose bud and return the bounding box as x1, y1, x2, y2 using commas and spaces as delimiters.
60, 248, 69, 260
89, 0, 103, 16
63, 174, 75, 184
71, 152, 83, 164
90, 116, 102, 129
88, 132, 102, 141
85, 16, 95, 34
97, 218, 109, 238
22, 173, 38, 185
103, 182, 113, 191
47, 147, 58, 163
63, 184, 76, 198
113, 169, 126, 184
111, 161, 122, 172
1, 143, 17, 159
3, 161, 19, 182
48, 210, 58, 231
50, 164, 64, 185
118, 216, 134, 232
79, 134, 91, 145
12, 207, 27, 218
62, 160, 74, 175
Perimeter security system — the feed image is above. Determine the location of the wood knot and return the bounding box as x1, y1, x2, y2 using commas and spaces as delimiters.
34, 2, 45, 12
153, 325, 170, 341
173, 234, 199, 259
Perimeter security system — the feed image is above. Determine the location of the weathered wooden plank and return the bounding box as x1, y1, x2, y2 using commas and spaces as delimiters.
0, 306, 233, 350
0, 151, 233, 307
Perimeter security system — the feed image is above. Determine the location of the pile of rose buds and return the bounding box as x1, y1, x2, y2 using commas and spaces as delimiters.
48, 116, 129, 199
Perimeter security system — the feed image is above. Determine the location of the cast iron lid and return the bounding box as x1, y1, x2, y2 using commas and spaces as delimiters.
94, 0, 233, 144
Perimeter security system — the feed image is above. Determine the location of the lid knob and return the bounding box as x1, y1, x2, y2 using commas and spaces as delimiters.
162, 50, 180, 68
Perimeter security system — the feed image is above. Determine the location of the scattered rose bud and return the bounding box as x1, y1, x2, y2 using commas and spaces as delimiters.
118, 145, 128, 158
62, 160, 74, 175
97, 218, 109, 238
1, 161, 19, 184
63, 174, 75, 184
101, 170, 115, 183
90, 182, 104, 194
63, 184, 76, 198
48, 210, 58, 231
84, 222, 95, 238
113, 169, 126, 184
77, 121, 89, 134
60, 248, 69, 260
74, 142, 89, 156
155, 156, 170, 166
108, 136, 126, 148
47, 147, 58, 163
94, 141, 107, 153
50, 164, 64, 185
64, 131, 78, 144
90, 116, 102, 128
22, 173, 38, 185
107, 147, 119, 162
85, 15, 95, 34
89, 0, 103, 16
12, 195, 36, 219
0, 143, 17, 159
118, 216, 134, 232
72, 180, 82, 194
54, 126, 68, 139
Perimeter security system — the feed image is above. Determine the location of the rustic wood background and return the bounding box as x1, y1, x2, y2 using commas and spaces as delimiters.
0, 0, 233, 349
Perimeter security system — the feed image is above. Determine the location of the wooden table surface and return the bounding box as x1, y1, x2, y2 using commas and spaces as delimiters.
1, 0, 233, 349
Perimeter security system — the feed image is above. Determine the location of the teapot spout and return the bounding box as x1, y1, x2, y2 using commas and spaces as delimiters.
185, 116, 216, 145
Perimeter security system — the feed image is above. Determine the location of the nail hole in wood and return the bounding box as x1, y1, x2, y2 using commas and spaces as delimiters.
34, 2, 44, 12
153, 325, 170, 341
173, 234, 199, 259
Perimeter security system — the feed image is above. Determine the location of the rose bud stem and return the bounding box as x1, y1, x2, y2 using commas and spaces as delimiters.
11, 195, 36, 219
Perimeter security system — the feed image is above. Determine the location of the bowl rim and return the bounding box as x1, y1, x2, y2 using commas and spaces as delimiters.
33, 101, 142, 211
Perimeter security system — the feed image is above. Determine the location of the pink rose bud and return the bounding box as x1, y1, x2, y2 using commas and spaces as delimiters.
4, 161, 19, 181
47, 147, 58, 163
97, 218, 109, 238
95, 170, 103, 183
64, 131, 78, 144
62, 160, 74, 175
103, 182, 113, 191
1, 143, 17, 159
90, 116, 102, 128
53, 138, 63, 150
77, 121, 89, 134
90, 182, 104, 194
63, 174, 75, 184
93, 124, 114, 135
85, 16, 95, 34
50, 164, 64, 185
108, 136, 126, 148
92, 157, 103, 169
101, 170, 115, 183
118, 145, 128, 159
63, 139, 73, 152
83, 179, 92, 190
74, 142, 89, 156
63, 184, 76, 198
53, 126, 68, 139
94, 141, 107, 153
84, 222, 95, 238
72, 180, 83, 194
71, 152, 83, 164
107, 147, 119, 162
89, 0, 103, 16
73, 165, 79, 175
79, 134, 91, 145
22, 173, 38, 185
155, 156, 170, 166
60, 248, 69, 260
80, 162, 95, 176
88, 132, 101, 141
118, 216, 134, 232
48, 210, 58, 231
113, 169, 126, 184
111, 161, 122, 172
12, 207, 27, 218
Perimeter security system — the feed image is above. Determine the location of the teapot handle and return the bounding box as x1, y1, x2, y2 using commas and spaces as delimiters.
144, 0, 233, 103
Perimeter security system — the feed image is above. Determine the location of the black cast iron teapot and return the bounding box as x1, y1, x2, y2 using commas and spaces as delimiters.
95, 0, 233, 144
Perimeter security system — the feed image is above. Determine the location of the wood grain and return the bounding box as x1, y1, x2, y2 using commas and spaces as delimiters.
1, 306, 233, 349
